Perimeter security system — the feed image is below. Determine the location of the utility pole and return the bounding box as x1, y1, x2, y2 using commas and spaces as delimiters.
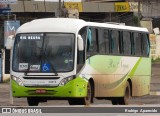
138, 0, 141, 26
23, 0, 26, 12
59, 0, 62, 17
44, 0, 46, 12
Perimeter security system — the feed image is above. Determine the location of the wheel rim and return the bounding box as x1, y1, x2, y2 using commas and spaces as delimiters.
85, 83, 91, 105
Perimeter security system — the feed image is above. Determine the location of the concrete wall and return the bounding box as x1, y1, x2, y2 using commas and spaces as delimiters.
9, 1, 160, 18
98, 3, 114, 12
10, 1, 58, 12
150, 34, 160, 60
142, 1, 160, 17
82, 2, 99, 12
140, 19, 153, 33
10, 1, 24, 12
10, 1, 115, 13
82, 2, 114, 12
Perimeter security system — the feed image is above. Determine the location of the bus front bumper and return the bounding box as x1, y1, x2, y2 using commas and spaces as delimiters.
12, 77, 88, 98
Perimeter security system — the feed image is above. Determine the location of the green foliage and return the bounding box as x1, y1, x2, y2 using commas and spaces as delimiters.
133, 15, 139, 26
152, 58, 160, 63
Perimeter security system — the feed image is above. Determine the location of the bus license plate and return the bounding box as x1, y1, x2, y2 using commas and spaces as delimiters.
35, 89, 46, 94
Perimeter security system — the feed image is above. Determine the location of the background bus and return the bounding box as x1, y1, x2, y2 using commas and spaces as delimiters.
8, 18, 151, 106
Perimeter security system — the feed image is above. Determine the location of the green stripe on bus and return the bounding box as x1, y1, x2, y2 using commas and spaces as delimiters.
129, 57, 142, 78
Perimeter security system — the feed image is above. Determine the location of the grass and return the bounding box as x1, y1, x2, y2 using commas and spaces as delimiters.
152, 58, 160, 63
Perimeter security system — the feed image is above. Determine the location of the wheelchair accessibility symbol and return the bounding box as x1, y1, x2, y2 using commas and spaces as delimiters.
42, 63, 50, 72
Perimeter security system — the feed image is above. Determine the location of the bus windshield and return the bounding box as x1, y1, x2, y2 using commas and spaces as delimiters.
12, 33, 74, 73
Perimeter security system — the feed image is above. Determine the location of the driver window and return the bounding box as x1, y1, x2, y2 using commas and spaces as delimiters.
77, 27, 87, 72
78, 27, 87, 64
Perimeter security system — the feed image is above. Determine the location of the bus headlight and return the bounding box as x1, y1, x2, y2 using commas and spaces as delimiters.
11, 76, 24, 86
59, 76, 75, 86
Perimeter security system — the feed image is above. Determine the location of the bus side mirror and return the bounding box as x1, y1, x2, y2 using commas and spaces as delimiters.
5, 35, 14, 50
77, 35, 84, 51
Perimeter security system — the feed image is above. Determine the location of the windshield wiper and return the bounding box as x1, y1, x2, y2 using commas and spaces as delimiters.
43, 54, 58, 76
24, 49, 58, 76
25, 64, 31, 76
24, 56, 31, 76
41, 40, 58, 76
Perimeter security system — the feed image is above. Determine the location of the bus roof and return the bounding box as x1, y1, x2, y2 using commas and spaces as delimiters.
17, 18, 148, 34
17, 18, 87, 33
88, 22, 148, 32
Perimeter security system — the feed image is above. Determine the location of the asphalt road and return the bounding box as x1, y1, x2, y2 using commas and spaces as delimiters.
0, 63, 160, 106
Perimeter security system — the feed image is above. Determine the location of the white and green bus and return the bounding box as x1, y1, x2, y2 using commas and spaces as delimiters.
10, 18, 151, 106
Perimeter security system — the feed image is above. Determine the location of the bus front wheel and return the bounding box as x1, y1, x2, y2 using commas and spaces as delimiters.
68, 82, 92, 105
84, 81, 92, 105
111, 100, 118, 105
27, 97, 39, 106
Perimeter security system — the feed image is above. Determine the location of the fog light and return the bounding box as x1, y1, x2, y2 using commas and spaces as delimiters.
59, 76, 75, 86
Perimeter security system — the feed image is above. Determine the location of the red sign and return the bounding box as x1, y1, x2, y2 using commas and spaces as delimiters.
35, 89, 47, 94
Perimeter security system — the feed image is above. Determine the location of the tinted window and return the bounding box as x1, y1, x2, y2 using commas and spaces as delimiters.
87, 27, 98, 54
122, 31, 131, 55
142, 33, 149, 57
79, 27, 87, 47
133, 32, 141, 56
98, 29, 109, 54
78, 27, 87, 65
111, 30, 120, 55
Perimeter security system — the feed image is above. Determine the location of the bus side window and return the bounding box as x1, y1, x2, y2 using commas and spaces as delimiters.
98, 28, 109, 55
110, 30, 120, 55
87, 28, 92, 52
87, 28, 98, 56
122, 31, 131, 55
133, 32, 141, 56
142, 33, 150, 57
130, 32, 135, 55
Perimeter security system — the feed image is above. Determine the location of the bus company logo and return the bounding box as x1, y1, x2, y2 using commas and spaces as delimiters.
30, 65, 40, 71
2, 108, 12, 113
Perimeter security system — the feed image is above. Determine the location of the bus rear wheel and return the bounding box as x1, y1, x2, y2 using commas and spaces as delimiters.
68, 82, 92, 105
119, 81, 131, 105
27, 97, 39, 106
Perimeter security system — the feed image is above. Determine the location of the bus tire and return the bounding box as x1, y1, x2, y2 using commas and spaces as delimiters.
119, 81, 131, 105
27, 97, 39, 106
68, 82, 92, 105
84, 81, 92, 105
68, 98, 84, 105
112, 100, 118, 105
